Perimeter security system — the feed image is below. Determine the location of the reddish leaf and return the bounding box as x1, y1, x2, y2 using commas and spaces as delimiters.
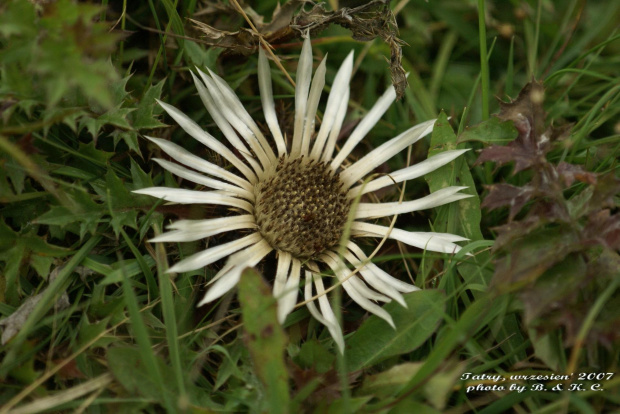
491, 226, 580, 289
54, 359, 86, 380
481, 184, 536, 221
582, 210, 620, 250
477, 81, 550, 173
492, 215, 541, 250
588, 173, 620, 213
556, 162, 597, 187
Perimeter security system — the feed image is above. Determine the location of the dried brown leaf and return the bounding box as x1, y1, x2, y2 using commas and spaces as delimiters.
293, 0, 408, 99
477, 81, 552, 173
190, 1, 408, 98
582, 209, 620, 250
481, 183, 536, 221
189, 19, 257, 55
556, 162, 597, 187
492, 226, 580, 290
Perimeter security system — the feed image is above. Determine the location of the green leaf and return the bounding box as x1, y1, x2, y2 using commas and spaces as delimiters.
0, 235, 101, 377
131, 79, 166, 130
294, 338, 335, 374
0, 0, 37, 37
160, 0, 185, 48
77, 314, 113, 349
5, 157, 26, 195
425, 113, 492, 291
107, 346, 177, 403
360, 362, 423, 398
237, 268, 290, 414
86, 255, 156, 286
457, 116, 518, 144
35, 205, 101, 229
388, 400, 442, 414
77, 141, 114, 166
130, 158, 153, 189
395, 295, 497, 396
35, 189, 104, 238
346, 290, 445, 372
183, 41, 221, 68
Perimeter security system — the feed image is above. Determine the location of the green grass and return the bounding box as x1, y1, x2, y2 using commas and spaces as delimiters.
1, 0, 619, 413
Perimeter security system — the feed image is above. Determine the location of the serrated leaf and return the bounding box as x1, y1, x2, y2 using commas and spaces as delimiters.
481, 183, 536, 221
29, 255, 55, 279
98, 107, 134, 129
0, 219, 18, 251
104, 169, 136, 209
0, 0, 37, 37
35, 205, 101, 228
110, 210, 139, 236
346, 290, 444, 372
35, 189, 104, 237
183, 41, 221, 68
130, 158, 153, 189
77, 141, 114, 165
111, 130, 140, 154
5, 157, 26, 195
131, 80, 166, 130
294, 339, 335, 374
81, 107, 134, 139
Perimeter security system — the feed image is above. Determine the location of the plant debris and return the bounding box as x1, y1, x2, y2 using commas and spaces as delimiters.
190, 0, 408, 99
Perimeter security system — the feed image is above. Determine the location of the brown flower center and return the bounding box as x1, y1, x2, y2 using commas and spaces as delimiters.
254, 157, 351, 258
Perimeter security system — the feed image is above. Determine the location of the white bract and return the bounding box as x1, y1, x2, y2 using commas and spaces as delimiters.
134, 36, 470, 353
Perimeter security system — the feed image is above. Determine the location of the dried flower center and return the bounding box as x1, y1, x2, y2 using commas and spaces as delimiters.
254, 157, 351, 258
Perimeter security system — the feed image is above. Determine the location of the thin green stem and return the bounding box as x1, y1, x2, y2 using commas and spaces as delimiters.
477, 0, 490, 120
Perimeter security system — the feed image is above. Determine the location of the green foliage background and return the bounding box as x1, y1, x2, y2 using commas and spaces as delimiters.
0, 0, 618, 413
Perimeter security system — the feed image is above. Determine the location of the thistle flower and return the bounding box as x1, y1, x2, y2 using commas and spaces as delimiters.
135, 36, 470, 352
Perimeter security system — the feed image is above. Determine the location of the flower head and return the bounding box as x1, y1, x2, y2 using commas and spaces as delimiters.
135, 36, 470, 352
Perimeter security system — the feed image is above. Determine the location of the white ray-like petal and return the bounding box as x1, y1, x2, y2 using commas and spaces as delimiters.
156, 99, 258, 182
322, 252, 395, 328
291, 36, 313, 158
304, 270, 345, 353
277, 259, 301, 323
347, 241, 420, 293
133, 187, 253, 212
258, 48, 287, 157
322, 251, 391, 303
205, 68, 277, 164
341, 247, 407, 307
152, 158, 254, 200
150, 215, 256, 243
330, 85, 397, 170
347, 241, 419, 294
145, 136, 253, 192
190, 71, 262, 180
321, 87, 350, 163
349, 149, 470, 196
168, 232, 262, 274
340, 119, 436, 187
351, 222, 465, 254
311, 51, 354, 159
354, 186, 472, 219
300, 56, 327, 156
423, 232, 469, 242
274, 251, 292, 299
197, 70, 272, 170
197, 238, 273, 305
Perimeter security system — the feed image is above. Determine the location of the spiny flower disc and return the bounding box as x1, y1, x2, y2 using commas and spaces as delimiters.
254, 157, 351, 258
